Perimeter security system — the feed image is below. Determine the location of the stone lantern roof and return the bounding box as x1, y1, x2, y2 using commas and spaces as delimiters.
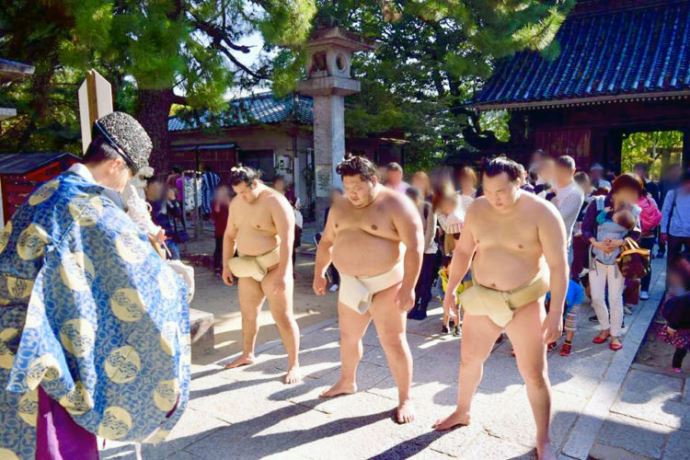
297, 27, 374, 97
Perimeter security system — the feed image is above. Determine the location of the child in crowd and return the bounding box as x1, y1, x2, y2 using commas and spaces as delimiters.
434, 187, 469, 335
657, 255, 690, 372
545, 279, 586, 356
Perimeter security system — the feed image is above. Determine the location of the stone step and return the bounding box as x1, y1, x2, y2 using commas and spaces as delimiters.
189, 308, 214, 359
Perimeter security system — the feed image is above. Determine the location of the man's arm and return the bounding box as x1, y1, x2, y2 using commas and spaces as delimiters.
558, 191, 584, 235
222, 202, 238, 285
539, 202, 569, 342
270, 195, 296, 278
392, 196, 424, 298
315, 209, 336, 277
660, 191, 673, 235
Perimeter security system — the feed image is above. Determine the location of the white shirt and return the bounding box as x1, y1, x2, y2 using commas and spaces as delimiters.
552, 181, 585, 244
389, 181, 410, 194
68, 163, 97, 184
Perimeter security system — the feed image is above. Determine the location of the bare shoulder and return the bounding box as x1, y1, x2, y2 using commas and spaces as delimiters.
381, 188, 412, 213
521, 192, 561, 222
465, 196, 489, 219
263, 188, 291, 211
228, 196, 243, 213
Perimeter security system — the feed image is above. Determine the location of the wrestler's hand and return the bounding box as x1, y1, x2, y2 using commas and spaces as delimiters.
542, 312, 563, 344
396, 288, 415, 312
222, 267, 234, 287
271, 271, 288, 295
443, 291, 459, 322
313, 274, 327, 296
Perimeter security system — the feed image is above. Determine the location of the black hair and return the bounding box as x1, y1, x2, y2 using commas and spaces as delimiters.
574, 171, 590, 185
336, 155, 378, 182
172, 165, 183, 174
83, 135, 122, 164
483, 156, 521, 182
230, 165, 261, 187
611, 173, 644, 197
556, 155, 576, 171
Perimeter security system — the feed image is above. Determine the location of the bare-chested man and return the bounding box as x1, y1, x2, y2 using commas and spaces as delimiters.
434, 157, 567, 460
222, 166, 301, 383
313, 156, 424, 423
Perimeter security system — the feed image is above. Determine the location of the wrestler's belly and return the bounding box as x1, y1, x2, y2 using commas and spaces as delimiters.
332, 229, 401, 277
472, 246, 544, 291
235, 229, 279, 257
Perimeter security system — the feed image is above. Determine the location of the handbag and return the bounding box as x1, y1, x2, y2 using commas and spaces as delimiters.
616, 237, 651, 279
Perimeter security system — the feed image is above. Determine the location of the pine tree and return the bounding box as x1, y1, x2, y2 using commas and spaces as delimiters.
0, 0, 316, 171
306, 0, 574, 169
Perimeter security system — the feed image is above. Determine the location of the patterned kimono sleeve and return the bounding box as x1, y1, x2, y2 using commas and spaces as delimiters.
7, 192, 191, 443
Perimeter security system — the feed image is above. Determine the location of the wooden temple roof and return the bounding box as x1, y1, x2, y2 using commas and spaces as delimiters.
168, 93, 313, 132
473, 0, 690, 111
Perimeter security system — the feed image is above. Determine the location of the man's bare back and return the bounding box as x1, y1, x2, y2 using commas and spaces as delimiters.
229, 188, 284, 257
329, 188, 404, 277
466, 192, 552, 290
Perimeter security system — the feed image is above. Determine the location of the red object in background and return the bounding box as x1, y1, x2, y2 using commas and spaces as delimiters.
0, 153, 79, 225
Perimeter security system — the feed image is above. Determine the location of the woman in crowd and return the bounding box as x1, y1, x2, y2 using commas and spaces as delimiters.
411, 171, 433, 202
211, 185, 231, 275
273, 175, 303, 272
406, 186, 438, 320
457, 166, 478, 211
658, 254, 690, 372
147, 179, 186, 260
433, 181, 470, 335
582, 173, 644, 351
636, 186, 662, 300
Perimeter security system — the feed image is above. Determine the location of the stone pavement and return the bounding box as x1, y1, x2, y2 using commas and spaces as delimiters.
100, 259, 669, 460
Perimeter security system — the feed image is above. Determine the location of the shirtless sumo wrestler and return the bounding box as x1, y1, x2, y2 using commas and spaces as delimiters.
222, 166, 301, 384
313, 156, 424, 423
434, 158, 568, 460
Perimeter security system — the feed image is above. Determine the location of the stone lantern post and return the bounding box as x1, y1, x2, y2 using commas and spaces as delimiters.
297, 27, 373, 219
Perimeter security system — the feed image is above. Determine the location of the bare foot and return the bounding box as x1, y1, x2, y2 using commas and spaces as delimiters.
433, 410, 470, 431
319, 379, 357, 398
224, 354, 255, 369
284, 366, 301, 384
536, 439, 556, 460
394, 399, 415, 424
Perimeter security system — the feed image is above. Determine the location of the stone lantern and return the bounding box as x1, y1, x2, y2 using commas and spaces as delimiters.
297, 27, 374, 218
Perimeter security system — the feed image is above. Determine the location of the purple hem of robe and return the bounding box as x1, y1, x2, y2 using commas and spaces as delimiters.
36, 387, 98, 460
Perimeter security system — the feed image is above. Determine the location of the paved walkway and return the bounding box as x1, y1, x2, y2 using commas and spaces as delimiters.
101, 260, 669, 460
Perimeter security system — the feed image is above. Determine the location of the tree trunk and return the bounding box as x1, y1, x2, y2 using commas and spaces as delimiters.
135, 88, 175, 174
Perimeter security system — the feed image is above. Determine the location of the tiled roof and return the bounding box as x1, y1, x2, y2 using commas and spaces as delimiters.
474, 1, 690, 110
0, 58, 35, 80
0, 152, 78, 175
168, 93, 313, 132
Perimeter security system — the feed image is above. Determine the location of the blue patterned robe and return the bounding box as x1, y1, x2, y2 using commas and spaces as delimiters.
0, 171, 190, 459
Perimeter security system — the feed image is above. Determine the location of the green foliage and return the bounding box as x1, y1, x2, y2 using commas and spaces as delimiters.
0, 0, 316, 155
622, 131, 683, 180
300, 0, 574, 166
